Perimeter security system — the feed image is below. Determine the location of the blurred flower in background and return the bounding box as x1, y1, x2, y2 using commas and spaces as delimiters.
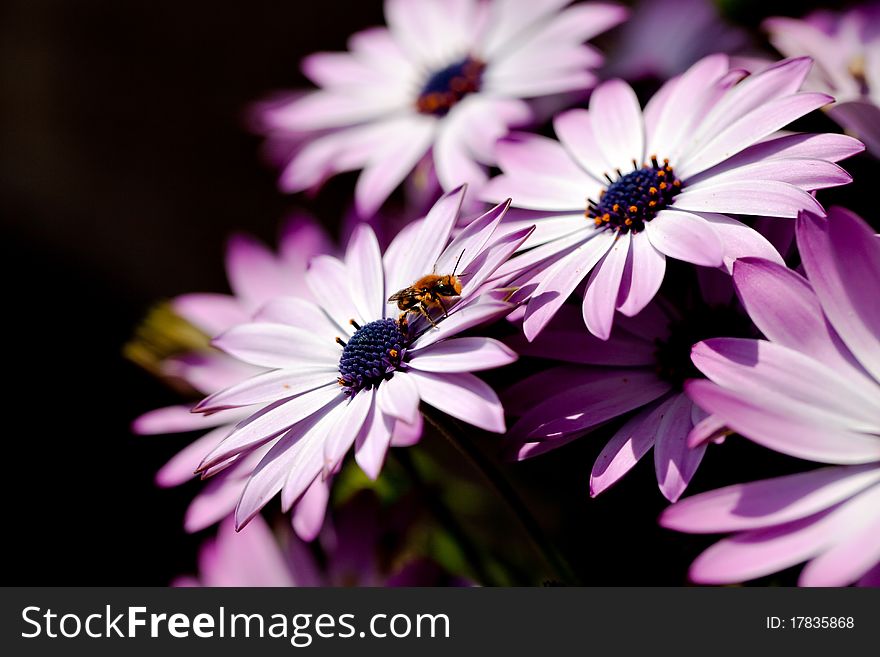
764, 2, 880, 156
255, 0, 628, 216
602, 0, 751, 82
175, 491, 471, 587
662, 207, 880, 586
130, 215, 339, 539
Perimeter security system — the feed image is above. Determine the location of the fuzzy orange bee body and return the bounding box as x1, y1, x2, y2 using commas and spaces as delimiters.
388, 273, 462, 327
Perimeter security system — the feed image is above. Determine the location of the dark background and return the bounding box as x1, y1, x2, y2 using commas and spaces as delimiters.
1, 0, 865, 585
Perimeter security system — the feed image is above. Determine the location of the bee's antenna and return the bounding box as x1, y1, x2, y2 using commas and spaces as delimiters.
451, 249, 466, 277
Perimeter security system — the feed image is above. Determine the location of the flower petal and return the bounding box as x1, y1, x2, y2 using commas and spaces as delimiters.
660, 464, 880, 533
233, 400, 341, 529
582, 232, 631, 340
172, 293, 248, 337
590, 399, 666, 497
411, 370, 506, 432
589, 79, 645, 174
552, 108, 611, 183
377, 373, 421, 424
644, 210, 724, 267
386, 186, 464, 291
323, 389, 374, 466
212, 323, 340, 369
291, 476, 331, 542
355, 115, 436, 217
390, 412, 423, 447
798, 483, 880, 586
653, 395, 706, 502
409, 337, 517, 372
687, 482, 880, 585
155, 425, 232, 488
673, 180, 824, 218
413, 298, 515, 349
306, 255, 364, 332
615, 232, 666, 317
195, 367, 336, 412
253, 297, 340, 341
685, 379, 880, 465
522, 230, 615, 341
732, 257, 866, 374
698, 213, 784, 274
693, 338, 880, 432
345, 224, 386, 321
199, 385, 342, 472
646, 53, 731, 163
511, 370, 671, 439
680, 91, 833, 178
354, 395, 395, 479
797, 208, 880, 382
132, 405, 235, 435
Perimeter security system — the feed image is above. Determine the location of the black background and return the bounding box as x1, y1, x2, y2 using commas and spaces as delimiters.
1, 0, 868, 585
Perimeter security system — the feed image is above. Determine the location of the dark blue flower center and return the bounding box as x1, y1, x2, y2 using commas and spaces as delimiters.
416, 57, 485, 115
337, 319, 407, 395
587, 157, 682, 234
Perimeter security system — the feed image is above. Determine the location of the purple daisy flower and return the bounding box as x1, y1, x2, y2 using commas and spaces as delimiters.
504, 266, 759, 502
193, 187, 532, 531
482, 54, 863, 341
257, 0, 628, 216
661, 207, 880, 586
132, 215, 337, 539
765, 2, 880, 157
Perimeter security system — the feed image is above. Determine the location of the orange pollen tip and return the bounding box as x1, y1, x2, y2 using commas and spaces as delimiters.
628, 205, 638, 213
624, 218, 633, 226
659, 182, 667, 190
612, 203, 619, 212
649, 187, 657, 195
389, 349, 398, 358
657, 170, 666, 177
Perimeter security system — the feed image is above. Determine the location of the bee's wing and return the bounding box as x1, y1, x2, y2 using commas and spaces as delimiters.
387, 287, 413, 302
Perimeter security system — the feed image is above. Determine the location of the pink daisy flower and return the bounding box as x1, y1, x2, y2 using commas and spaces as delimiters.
765, 2, 880, 156
504, 267, 758, 502
193, 187, 532, 531
258, 0, 628, 216
132, 215, 337, 539
482, 54, 863, 341
661, 207, 880, 586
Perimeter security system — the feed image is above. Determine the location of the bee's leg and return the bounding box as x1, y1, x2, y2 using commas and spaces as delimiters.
397, 311, 410, 328
419, 304, 439, 328
436, 295, 450, 319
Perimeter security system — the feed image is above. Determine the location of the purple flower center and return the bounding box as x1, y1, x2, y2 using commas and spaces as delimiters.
336, 318, 407, 395
416, 57, 485, 116
587, 157, 682, 234
654, 305, 751, 389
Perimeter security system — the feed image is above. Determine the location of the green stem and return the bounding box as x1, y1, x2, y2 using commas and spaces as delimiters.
393, 450, 501, 586
422, 408, 580, 585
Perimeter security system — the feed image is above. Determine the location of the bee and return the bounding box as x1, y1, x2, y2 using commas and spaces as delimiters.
388, 251, 465, 327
